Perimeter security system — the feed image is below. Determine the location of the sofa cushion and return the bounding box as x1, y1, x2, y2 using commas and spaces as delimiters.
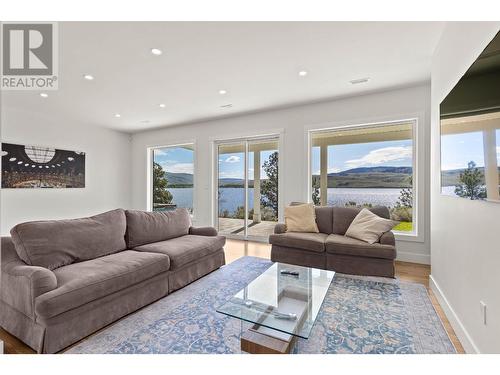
345, 208, 397, 244
332, 206, 390, 235
125, 209, 191, 248
315, 206, 334, 234
284, 203, 319, 233
289, 202, 333, 234
35, 250, 170, 319
325, 234, 396, 260
269, 232, 328, 253
10, 209, 127, 270
133, 234, 226, 270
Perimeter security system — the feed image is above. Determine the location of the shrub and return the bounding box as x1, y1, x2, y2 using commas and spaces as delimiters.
390, 206, 412, 222
344, 201, 373, 208
219, 209, 230, 218
260, 206, 277, 221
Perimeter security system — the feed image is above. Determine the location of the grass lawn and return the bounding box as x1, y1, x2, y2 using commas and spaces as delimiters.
393, 221, 413, 232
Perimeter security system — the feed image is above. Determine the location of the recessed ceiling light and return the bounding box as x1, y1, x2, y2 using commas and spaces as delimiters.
40, 93, 48, 98
220, 104, 233, 109
114, 113, 121, 118
350, 77, 370, 84
298, 70, 308, 77
159, 103, 166, 108
83, 74, 94, 80
219, 89, 227, 95
151, 48, 162, 56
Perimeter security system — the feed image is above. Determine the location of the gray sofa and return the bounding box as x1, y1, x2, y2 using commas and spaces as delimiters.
0, 208, 225, 353
269, 206, 396, 278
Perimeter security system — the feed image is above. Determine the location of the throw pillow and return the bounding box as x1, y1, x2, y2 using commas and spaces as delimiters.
345, 208, 397, 244
284, 203, 319, 233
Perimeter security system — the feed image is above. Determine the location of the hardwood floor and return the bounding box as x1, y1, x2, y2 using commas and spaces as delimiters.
0, 238, 464, 354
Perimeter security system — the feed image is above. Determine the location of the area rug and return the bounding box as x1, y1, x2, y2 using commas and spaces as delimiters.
66, 256, 455, 354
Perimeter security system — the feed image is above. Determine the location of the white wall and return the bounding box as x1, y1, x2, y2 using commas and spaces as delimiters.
132, 84, 432, 264
430, 22, 500, 353
0, 107, 132, 235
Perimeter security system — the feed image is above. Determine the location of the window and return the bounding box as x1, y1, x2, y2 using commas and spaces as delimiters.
440, 112, 500, 201
151, 144, 194, 213
310, 121, 415, 233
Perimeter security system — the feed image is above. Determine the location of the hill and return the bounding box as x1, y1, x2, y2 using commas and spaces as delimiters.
164, 172, 193, 187
164, 166, 418, 189
331, 166, 413, 176
314, 166, 413, 188
164, 173, 259, 188
441, 167, 500, 186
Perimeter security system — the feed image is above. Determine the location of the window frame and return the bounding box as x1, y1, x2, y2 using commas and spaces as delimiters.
306, 118, 420, 240
147, 142, 196, 217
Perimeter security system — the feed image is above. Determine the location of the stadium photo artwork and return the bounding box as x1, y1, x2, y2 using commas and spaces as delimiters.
1, 143, 86, 188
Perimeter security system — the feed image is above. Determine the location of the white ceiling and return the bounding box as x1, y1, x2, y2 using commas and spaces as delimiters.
2, 22, 446, 133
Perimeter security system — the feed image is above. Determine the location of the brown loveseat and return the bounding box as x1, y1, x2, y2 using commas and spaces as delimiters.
0, 208, 225, 353
269, 206, 396, 278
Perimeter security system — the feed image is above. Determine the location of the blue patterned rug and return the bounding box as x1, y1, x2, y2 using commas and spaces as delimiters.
67, 256, 455, 354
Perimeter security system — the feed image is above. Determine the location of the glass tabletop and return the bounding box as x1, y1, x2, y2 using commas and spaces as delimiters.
216, 263, 335, 339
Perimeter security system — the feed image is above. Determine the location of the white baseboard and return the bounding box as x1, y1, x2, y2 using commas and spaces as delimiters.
396, 251, 430, 265
429, 275, 479, 354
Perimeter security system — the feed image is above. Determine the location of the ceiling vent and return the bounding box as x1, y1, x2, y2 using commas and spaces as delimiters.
350, 78, 370, 84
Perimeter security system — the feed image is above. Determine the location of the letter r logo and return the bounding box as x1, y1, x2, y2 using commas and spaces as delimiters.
2, 23, 53, 75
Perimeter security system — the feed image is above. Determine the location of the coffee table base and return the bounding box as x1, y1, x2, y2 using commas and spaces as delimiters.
241, 326, 297, 354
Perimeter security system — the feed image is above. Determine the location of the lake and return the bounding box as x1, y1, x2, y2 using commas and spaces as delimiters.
167, 187, 406, 213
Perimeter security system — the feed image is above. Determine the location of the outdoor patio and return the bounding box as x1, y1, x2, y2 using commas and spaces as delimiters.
218, 217, 277, 237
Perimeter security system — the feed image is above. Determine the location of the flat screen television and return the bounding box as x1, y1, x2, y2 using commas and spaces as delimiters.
440, 31, 500, 201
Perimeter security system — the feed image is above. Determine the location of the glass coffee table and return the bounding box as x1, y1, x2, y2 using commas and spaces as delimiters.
217, 262, 335, 354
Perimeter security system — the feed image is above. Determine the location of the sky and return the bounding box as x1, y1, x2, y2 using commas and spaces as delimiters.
154, 147, 194, 174
218, 150, 276, 179
441, 129, 500, 171
441, 132, 484, 171
153, 146, 277, 180
311, 139, 413, 175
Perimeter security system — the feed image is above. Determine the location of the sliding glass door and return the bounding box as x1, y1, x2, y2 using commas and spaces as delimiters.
216, 136, 279, 239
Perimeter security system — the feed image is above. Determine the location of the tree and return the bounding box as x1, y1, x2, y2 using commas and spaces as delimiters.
396, 176, 413, 208
261, 151, 279, 218
153, 162, 173, 204
312, 177, 321, 206
454, 161, 486, 200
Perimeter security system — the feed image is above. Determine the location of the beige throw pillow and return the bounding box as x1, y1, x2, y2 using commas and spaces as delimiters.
345, 208, 397, 244
284, 203, 319, 233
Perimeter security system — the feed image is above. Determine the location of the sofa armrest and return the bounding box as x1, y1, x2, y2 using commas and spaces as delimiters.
1, 260, 57, 318
274, 223, 286, 234
189, 226, 218, 236
379, 231, 396, 246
